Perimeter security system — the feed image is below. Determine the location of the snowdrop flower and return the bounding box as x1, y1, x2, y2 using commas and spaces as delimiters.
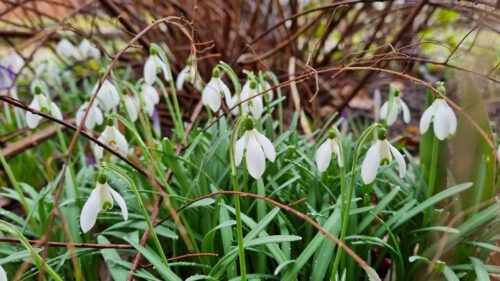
80, 172, 128, 233
420, 83, 457, 140
76, 101, 103, 130
202, 68, 231, 112
56, 39, 75, 58
78, 39, 100, 60
93, 78, 120, 112
361, 128, 406, 184
122, 94, 139, 122
141, 84, 160, 116
143, 48, 170, 85
26, 85, 63, 129
94, 118, 128, 160
316, 130, 343, 172
380, 85, 410, 126
0, 265, 6, 281
240, 80, 264, 118
234, 117, 276, 179
176, 59, 203, 91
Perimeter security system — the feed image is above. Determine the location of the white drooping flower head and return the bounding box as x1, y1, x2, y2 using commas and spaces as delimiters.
56, 38, 76, 58
26, 85, 63, 129
94, 78, 120, 113
240, 79, 264, 118
143, 47, 171, 85
419, 83, 457, 141
80, 172, 128, 233
78, 39, 101, 60
316, 129, 343, 172
202, 67, 231, 112
93, 118, 128, 160
234, 117, 276, 179
76, 101, 104, 130
380, 85, 410, 126
122, 94, 139, 122
361, 128, 406, 184
141, 84, 160, 117
176, 57, 203, 91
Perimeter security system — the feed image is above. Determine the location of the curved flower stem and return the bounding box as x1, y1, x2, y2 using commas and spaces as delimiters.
331, 123, 380, 280
229, 115, 247, 281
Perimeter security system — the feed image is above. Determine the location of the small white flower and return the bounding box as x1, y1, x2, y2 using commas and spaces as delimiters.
380, 94, 410, 126
420, 98, 457, 140
361, 131, 406, 184
176, 63, 203, 91
122, 95, 139, 122
26, 88, 63, 129
144, 54, 170, 85
80, 175, 128, 233
240, 80, 263, 118
78, 39, 100, 60
94, 120, 128, 160
316, 136, 343, 172
141, 84, 160, 117
235, 127, 276, 179
76, 101, 104, 130
0, 264, 6, 281
94, 79, 120, 113
56, 39, 75, 58
202, 68, 231, 112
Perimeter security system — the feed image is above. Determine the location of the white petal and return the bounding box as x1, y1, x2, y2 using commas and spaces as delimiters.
420, 101, 437, 135
246, 134, 266, 179
380, 102, 388, 120
50, 102, 63, 120
333, 141, 343, 168
142, 97, 155, 117
433, 104, 451, 141
110, 188, 128, 221
76, 105, 85, 128
143, 84, 160, 104
80, 186, 102, 233
144, 56, 157, 85
386, 102, 399, 125
250, 91, 263, 118
315, 140, 332, 172
0, 265, 6, 281
56, 39, 75, 57
389, 144, 406, 178
361, 142, 381, 184
124, 96, 138, 122
445, 104, 457, 135
94, 134, 106, 160
94, 106, 104, 125
234, 136, 246, 166
176, 67, 189, 90
255, 130, 276, 162
113, 127, 128, 155
218, 79, 232, 105
26, 112, 41, 129
157, 58, 171, 81
202, 79, 222, 112
400, 100, 411, 123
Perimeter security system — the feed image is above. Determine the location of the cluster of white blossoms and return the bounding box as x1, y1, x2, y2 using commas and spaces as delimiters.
315, 83, 457, 185
56, 38, 101, 61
